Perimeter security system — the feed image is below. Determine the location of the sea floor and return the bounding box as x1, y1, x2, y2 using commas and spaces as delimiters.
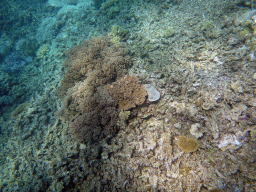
0, 0, 256, 191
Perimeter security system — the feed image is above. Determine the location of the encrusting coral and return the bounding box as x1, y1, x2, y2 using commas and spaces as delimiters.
177, 136, 199, 152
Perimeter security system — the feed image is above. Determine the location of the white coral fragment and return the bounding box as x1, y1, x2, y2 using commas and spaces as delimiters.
218, 134, 241, 149
145, 84, 160, 102
190, 123, 204, 138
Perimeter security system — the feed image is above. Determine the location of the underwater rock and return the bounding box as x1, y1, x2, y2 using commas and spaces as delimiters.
2, 52, 28, 74
253, 73, 256, 80
230, 81, 244, 94
218, 134, 242, 151
208, 120, 219, 139
145, 84, 160, 102
247, 98, 256, 107
170, 101, 186, 114
48, 0, 92, 7
251, 129, 256, 141
190, 123, 204, 138
202, 101, 215, 110
174, 123, 181, 129
230, 103, 247, 121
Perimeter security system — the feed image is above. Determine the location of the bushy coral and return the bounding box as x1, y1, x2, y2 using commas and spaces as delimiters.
61, 36, 131, 93
69, 86, 120, 143
107, 76, 147, 111
36, 44, 50, 60
108, 25, 129, 44
60, 36, 132, 143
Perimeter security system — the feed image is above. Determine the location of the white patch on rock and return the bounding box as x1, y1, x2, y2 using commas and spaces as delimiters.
218, 134, 242, 150
145, 84, 160, 102
190, 123, 204, 138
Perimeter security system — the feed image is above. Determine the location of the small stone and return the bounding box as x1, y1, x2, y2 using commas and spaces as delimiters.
202, 101, 214, 110
247, 98, 256, 107
174, 123, 181, 129
119, 110, 130, 121
253, 73, 256, 80
209, 120, 219, 139
145, 84, 160, 102
187, 104, 198, 116
79, 143, 87, 150
151, 72, 164, 79
187, 87, 197, 95
231, 81, 244, 93
230, 103, 247, 121
101, 151, 109, 160
251, 129, 256, 141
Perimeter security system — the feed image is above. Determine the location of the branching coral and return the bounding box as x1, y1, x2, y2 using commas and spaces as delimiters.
107, 76, 147, 111
69, 86, 120, 143
60, 36, 132, 143
60, 36, 131, 93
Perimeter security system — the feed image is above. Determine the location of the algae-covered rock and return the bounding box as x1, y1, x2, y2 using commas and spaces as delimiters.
251, 129, 256, 141
177, 136, 199, 152
163, 27, 176, 38
48, 0, 92, 7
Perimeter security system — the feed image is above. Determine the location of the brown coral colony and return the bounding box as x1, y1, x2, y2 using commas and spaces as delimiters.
178, 136, 199, 152
60, 36, 146, 143
108, 76, 147, 111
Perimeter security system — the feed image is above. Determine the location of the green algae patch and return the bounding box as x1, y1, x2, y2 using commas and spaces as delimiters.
178, 136, 199, 152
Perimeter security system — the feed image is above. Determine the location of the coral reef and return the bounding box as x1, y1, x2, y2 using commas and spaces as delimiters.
2, 0, 256, 191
